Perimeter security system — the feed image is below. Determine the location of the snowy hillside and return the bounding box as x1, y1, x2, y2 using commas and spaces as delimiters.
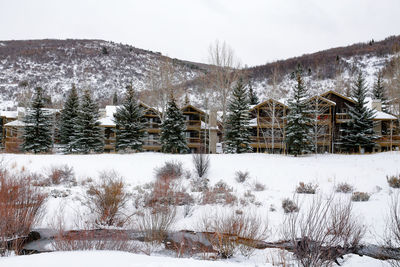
0, 152, 399, 266
0, 39, 207, 105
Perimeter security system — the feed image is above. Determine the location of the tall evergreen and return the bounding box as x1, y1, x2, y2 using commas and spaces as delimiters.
285, 67, 313, 156
114, 86, 145, 152
75, 90, 104, 153
59, 85, 80, 153
341, 72, 377, 153
112, 91, 118, 105
248, 81, 259, 105
160, 95, 189, 154
22, 87, 53, 153
372, 72, 388, 112
224, 78, 252, 153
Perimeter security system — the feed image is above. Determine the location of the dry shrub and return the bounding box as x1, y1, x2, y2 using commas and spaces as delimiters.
192, 153, 210, 178
0, 170, 46, 256
84, 170, 130, 227
235, 170, 250, 183
253, 182, 266, 191
155, 161, 183, 181
351, 192, 370, 202
137, 206, 176, 243
387, 175, 400, 189
47, 165, 75, 185
296, 182, 318, 194
385, 193, 400, 267
335, 182, 354, 193
282, 195, 365, 267
240, 190, 256, 206
147, 178, 194, 207
199, 210, 269, 258
202, 180, 237, 205
282, 198, 299, 213
52, 229, 138, 253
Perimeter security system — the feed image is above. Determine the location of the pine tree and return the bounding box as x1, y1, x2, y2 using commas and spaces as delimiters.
75, 90, 104, 153
248, 81, 259, 105
59, 85, 79, 153
160, 95, 189, 154
372, 72, 388, 112
112, 91, 118, 105
114, 86, 145, 152
285, 68, 313, 156
224, 78, 252, 153
22, 87, 53, 153
341, 72, 377, 153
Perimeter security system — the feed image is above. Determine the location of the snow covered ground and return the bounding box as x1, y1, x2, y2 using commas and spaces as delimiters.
1, 152, 399, 266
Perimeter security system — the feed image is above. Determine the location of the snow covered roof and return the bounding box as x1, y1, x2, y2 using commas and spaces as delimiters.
365, 97, 397, 120
308, 95, 336, 106
98, 117, 116, 127
0, 110, 18, 118
4, 120, 25, 127
249, 99, 288, 111
249, 117, 257, 126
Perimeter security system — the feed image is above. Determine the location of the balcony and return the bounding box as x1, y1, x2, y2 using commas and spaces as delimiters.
185, 120, 201, 130
336, 113, 351, 123
144, 122, 160, 129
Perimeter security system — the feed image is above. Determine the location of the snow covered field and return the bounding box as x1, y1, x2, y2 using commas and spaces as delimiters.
1, 152, 399, 266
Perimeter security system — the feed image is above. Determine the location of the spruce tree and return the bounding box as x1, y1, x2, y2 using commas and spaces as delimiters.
372, 72, 388, 112
248, 81, 259, 105
112, 91, 118, 105
285, 68, 313, 156
224, 78, 252, 153
75, 90, 104, 153
22, 87, 53, 153
114, 86, 145, 152
59, 85, 79, 153
341, 72, 377, 153
160, 95, 189, 154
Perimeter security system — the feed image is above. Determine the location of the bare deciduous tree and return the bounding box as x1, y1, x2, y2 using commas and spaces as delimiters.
207, 40, 241, 126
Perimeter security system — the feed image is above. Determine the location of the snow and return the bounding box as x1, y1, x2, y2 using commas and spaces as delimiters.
0, 251, 264, 267
4, 119, 25, 127
0, 152, 399, 266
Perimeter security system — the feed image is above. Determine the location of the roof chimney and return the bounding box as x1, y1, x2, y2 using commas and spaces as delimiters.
371, 99, 382, 112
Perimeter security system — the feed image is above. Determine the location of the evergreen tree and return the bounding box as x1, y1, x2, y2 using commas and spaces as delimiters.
248, 81, 259, 105
285, 68, 313, 156
112, 91, 118, 105
341, 72, 377, 153
114, 86, 145, 152
59, 85, 79, 153
372, 72, 388, 112
160, 95, 189, 153
224, 78, 252, 153
75, 90, 104, 153
22, 87, 53, 153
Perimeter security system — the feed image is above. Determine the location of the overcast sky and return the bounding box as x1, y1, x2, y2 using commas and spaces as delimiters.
1, 0, 399, 66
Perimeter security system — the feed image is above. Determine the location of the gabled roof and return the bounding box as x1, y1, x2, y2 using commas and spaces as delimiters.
321, 90, 356, 104
181, 104, 206, 115
138, 101, 162, 115
307, 95, 336, 106
4, 120, 25, 127
249, 98, 288, 111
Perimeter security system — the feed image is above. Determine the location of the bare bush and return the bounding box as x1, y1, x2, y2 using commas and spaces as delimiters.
199, 210, 269, 258
202, 180, 237, 205
335, 182, 354, 193
47, 165, 75, 185
0, 170, 46, 256
137, 206, 176, 243
388, 175, 400, 189
253, 182, 266, 191
385, 193, 400, 267
282, 195, 365, 267
351, 192, 370, 202
235, 170, 250, 183
52, 229, 138, 253
192, 153, 210, 178
155, 161, 183, 181
84, 171, 130, 227
282, 198, 299, 213
147, 178, 194, 207
296, 182, 318, 194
